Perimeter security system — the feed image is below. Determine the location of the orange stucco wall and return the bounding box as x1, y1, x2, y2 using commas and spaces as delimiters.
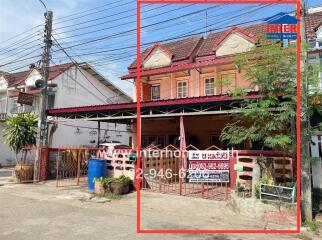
137, 63, 253, 101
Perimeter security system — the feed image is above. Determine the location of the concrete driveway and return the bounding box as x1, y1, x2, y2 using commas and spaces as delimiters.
0, 181, 318, 240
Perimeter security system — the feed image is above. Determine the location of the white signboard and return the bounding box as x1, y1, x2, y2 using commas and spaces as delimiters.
188, 150, 230, 161
188, 150, 230, 183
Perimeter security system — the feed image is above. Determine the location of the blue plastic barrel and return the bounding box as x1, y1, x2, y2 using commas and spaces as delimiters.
88, 158, 106, 191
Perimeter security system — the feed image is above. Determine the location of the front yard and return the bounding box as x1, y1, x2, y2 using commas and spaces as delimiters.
0, 180, 319, 240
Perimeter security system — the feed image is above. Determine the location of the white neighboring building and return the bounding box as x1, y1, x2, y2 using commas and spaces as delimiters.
0, 62, 132, 166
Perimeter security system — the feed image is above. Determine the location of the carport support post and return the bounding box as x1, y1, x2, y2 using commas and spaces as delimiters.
97, 121, 101, 147
229, 153, 237, 189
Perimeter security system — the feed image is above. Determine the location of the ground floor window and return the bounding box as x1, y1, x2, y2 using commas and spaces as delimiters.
142, 135, 165, 148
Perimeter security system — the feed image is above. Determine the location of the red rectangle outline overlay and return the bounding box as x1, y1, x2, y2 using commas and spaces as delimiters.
136, 0, 301, 234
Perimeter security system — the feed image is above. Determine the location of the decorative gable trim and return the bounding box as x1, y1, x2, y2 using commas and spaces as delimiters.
143, 43, 173, 63
212, 26, 258, 52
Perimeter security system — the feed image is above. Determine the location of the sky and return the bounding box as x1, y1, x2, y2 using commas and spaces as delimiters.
0, 0, 321, 101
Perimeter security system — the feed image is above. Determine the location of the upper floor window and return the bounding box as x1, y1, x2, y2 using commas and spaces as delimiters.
308, 40, 316, 49
151, 84, 160, 100
204, 78, 215, 96
177, 81, 188, 98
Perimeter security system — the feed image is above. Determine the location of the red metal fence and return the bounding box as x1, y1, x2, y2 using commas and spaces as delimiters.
141, 145, 230, 201
41, 147, 98, 187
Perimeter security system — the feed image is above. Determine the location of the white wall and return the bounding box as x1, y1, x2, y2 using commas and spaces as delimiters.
50, 121, 131, 147
50, 66, 132, 148
0, 65, 132, 165
0, 122, 16, 166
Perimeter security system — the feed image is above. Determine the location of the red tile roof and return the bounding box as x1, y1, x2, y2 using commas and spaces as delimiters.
1, 62, 75, 87
305, 11, 322, 39
196, 23, 267, 58
129, 36, 203, 69
122, 10, 321, 78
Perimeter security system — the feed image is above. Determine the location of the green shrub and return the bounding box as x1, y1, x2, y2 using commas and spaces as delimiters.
94, 175, 132, 187
304, 220, 320, 232
254, 176, 274, 199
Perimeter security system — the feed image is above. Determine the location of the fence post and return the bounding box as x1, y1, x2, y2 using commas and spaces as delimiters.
77, 150, 81, 186
39, 147, 49, 182
229, 154, 237, 189
179, 150, 183, 195
56, 149, 60, 187
291, 186, 295, 203
259, 183, 262, 200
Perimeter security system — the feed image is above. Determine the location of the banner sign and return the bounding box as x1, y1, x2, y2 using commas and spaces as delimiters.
187, 150, 230, 183
265, 13, 298, 40
17, 92, 34, 106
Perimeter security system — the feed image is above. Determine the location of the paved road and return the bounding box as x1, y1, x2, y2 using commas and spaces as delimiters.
0, 182, 317, 240
0, 168, 12, 178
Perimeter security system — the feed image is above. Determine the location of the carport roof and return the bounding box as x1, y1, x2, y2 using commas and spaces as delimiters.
47, 92, 263, 122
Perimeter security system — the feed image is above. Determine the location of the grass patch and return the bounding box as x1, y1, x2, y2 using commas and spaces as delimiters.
95, 192, 122, 200
304, 220, 320, 232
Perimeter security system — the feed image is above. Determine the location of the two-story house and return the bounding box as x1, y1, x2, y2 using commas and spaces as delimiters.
46, 10, 321, 190
120, 23, 265, 149
0, 62, 132, 166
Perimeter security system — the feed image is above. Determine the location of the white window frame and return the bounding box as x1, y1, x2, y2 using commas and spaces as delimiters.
204, 77, 216, 96
177, 80, 188, 98
151, 84, 160, 100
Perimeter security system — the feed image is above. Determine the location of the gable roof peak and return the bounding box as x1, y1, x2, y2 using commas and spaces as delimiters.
212, 25, 258, 52
143, 43, 173, 62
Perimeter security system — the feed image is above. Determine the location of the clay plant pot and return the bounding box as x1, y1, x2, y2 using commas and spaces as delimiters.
94, 181, 107, 194
13, 164, 34, 183
110, 182, 130, 195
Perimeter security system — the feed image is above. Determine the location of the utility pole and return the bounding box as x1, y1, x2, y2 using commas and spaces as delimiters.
299, 0, 313, 221
34, 10, 53, 182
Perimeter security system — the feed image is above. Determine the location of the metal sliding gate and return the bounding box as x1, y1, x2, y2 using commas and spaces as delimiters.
54, 147, 98, 187
141, 145, 230, 200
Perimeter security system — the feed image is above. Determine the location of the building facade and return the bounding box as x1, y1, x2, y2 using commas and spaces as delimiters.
0, 62, 132, 166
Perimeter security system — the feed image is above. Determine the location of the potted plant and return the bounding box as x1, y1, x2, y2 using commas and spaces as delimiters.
109, 175, 132, 195
3, 113, 38, 183
93, 177, 113, 194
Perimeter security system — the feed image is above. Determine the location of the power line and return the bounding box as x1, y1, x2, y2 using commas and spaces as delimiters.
51, 5, 223, 51
54, 0, 134, 24
0, 30, 42, 53
54, 4, 211, 40
54, 3, 169, 32
0, 25, 43, 48
49, 59, 107, 104
51, 5, 272, 63
52, 35, 115, 102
